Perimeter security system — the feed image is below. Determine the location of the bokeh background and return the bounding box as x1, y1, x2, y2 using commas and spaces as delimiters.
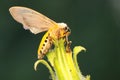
0, 0, 119, 80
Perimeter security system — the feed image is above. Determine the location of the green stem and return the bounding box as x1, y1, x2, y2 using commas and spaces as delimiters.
53, 39, 80, 80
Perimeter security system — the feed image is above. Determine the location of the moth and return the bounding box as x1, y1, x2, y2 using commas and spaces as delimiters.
9, 6, 71, 59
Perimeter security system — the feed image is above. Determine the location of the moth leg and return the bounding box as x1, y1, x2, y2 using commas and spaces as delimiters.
65, 36, 72, 53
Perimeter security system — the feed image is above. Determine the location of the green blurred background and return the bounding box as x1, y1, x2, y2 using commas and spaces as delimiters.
0, 0, 119, 80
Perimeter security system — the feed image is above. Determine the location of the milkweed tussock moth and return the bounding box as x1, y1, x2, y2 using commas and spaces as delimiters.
9, 6, 71, 59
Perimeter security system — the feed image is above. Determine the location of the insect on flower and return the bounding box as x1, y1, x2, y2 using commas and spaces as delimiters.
9, 6, 71, 59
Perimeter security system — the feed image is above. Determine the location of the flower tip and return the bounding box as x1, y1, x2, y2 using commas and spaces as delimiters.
34, 60, 43, 71
34, 60, 39, 71
73, 46, 86, 54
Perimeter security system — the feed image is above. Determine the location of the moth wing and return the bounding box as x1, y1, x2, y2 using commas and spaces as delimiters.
9, 6, 58, 34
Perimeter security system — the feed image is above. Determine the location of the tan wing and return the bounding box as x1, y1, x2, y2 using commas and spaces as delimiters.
9, 6, 58, 34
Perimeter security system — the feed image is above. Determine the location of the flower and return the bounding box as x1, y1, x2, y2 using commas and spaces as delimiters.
34, 38, 90, 80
